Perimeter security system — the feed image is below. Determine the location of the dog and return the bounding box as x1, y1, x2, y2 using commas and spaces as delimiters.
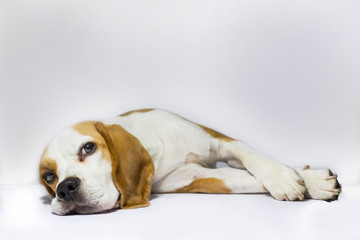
39, 109, 341, 215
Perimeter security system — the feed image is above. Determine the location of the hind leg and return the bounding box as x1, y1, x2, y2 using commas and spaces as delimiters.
213, 139, 341, 201
152, 153, 267, 194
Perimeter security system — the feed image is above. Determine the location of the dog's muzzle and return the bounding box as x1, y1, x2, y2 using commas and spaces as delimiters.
56, 177, 80, 202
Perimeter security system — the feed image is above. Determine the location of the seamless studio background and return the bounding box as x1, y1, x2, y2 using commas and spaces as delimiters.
1, 1, 360, 239
1, 0, 359, 187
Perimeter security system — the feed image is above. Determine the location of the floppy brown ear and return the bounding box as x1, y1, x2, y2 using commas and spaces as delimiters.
39, 152, 58, 198
40, 179, 56, 197
95, 122, 154, 209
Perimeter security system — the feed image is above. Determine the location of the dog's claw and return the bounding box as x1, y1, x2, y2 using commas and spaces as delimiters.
298, 193, 304, 200
327, 175, 337, 180
297, 180, 305, 186
284, 194, 290, 201
302, 165, 310, 170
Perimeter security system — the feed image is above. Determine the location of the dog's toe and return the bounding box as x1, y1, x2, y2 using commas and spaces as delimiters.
296, 168, 341, 201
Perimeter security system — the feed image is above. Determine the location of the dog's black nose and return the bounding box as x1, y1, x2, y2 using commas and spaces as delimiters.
56, 177, 80, 202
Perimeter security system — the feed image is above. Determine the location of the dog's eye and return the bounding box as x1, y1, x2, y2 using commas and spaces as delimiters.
43, 172, 56, 184
81, 142, 96, 155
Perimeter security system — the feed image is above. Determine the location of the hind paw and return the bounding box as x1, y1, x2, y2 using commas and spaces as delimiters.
297, 167, 341, 201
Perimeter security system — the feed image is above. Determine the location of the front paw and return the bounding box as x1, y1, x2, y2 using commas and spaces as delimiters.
262, 166, 306, 201
296, 167, 341, 201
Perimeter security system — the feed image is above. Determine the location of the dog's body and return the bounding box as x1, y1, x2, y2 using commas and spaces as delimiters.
40, 109, 340, 215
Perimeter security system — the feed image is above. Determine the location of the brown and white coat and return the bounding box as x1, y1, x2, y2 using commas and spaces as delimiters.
39, 109, 340, 215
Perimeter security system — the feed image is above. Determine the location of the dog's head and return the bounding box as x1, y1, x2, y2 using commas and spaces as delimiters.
39, 121, 154, 215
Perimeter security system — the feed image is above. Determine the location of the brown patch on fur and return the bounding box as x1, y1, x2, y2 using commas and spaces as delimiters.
72, 121, 112, 162
95, 122, 154, 209
197, 124, 234, 142
39, 151, 58, 197
172, 178, 232, 194
176, 112, 235, 142
121, 108, 154, 117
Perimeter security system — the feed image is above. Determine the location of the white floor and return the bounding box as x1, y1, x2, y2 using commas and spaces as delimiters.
0, 184, 359, 240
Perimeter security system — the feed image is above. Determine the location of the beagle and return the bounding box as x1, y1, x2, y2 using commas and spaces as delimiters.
39, 109, 341, 215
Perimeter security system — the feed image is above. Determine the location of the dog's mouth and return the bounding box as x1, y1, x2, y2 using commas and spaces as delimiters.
72, 200, 120, 215
52, 193, 121, 215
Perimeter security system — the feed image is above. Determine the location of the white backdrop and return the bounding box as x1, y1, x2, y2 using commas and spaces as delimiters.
1, 0, 359, 185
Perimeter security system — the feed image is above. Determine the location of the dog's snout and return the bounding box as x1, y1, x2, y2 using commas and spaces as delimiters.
57, 177, 80, 202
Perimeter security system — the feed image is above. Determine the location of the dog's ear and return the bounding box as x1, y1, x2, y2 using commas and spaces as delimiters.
40, 179, 56, 197
39, 151, 57, 198
95, 122, 154, 209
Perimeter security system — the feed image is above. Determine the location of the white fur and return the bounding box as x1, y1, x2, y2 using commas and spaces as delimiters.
44, 128, 119, 215
45, 109, 340, 215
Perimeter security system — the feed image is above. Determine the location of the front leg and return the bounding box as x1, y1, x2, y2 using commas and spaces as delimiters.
223, 141, 306, 201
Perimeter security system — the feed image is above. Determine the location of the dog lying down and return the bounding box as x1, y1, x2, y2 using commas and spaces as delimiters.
39, 109, 341, 215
